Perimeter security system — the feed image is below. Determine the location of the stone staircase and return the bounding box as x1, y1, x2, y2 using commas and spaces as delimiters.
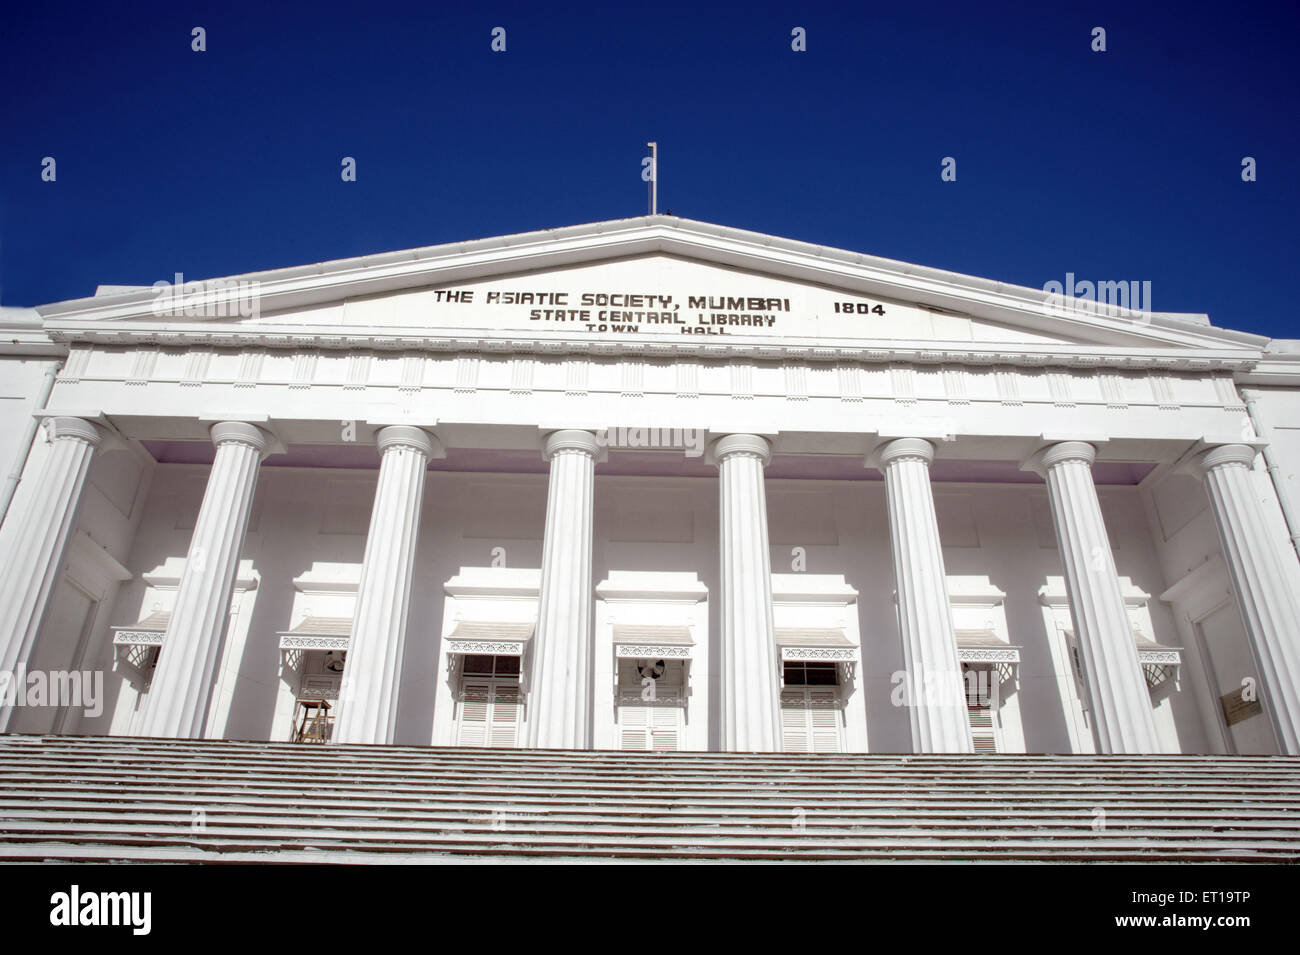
0, 734, 1297, 863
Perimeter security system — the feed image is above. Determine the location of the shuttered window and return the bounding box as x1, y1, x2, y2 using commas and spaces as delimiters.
616, 660, 684, 751
963, 663, 1000, 754
780, 663, 844, 753
457, 679, 522, 747
780, 687, 843, 752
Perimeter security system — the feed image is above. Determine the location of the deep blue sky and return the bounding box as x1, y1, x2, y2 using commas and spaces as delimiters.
2, 1, 1297, 339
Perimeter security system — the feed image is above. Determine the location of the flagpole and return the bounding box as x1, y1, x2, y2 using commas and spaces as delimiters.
647, 141, 657, 215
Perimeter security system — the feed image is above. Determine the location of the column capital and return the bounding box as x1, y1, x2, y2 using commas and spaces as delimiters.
209, 420, 270, 454
1196, 443, 1257, 474
1024, 440, 1096, 477
871, 437, 935, 470
707, 433, 772, 467
46, 416, 103, 447
376, 424, 442, 458
543, 429, 603, 461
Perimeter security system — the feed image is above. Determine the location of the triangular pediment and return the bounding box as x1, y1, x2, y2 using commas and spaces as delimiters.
247, 253, 1136, 348
37, 216, 1265, 357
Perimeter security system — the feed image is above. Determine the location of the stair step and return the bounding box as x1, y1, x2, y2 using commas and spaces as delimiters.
2, 735, 1297, 863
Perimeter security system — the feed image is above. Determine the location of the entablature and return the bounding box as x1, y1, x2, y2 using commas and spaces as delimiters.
41, 323, 1260, 375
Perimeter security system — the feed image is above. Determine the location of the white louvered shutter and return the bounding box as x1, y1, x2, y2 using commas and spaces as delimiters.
781, 689, 810, 752
457, 681, 491, 746
649, 705, 680, 751
781, 687, 844, 753
964, 665, 1000, 753
621, 703, 650, 750
490, 683, 521, 747
808, 688, 842, 753
967, 704, 999, 753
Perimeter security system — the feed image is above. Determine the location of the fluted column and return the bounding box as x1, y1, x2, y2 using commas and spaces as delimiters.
0, 417, 103, 732
525, 430, 598, 749
712, 433, 780, 752
138, 421, 269, 739
1030, 441, 1159, 753
873, 438, 972, 753
334, 426, 438, 745
1197, 444, 1300, 754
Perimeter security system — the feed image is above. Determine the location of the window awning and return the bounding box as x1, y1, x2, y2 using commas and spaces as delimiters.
444, 621, 535, 657
111, 612, 169, 686
613, 625, 694, 659
1135, 634, 1182, 660
1136, 634, 1182, 688
955, 629, 1021, 682
277, 616, 352, 652
955, 629, 1021, 665
1065, 629, 1183, 689
111, 611, 170, 647
775, 627, 858, 662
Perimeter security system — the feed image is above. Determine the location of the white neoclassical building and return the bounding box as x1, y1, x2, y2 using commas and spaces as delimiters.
1, 215, 1298, 756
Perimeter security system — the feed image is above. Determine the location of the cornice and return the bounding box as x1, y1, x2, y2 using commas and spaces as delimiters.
1238, 356, 1300, 386
38, 321, 1261, 372
0, 312, 66, 357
